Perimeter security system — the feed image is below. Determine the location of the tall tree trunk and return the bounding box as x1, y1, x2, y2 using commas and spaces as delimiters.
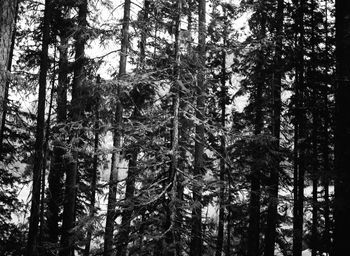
292, 1, 306, 256
310, 2, 318, 255
322, 1, 331, 253
334, 0, 350, 255
165, 2, 181, 255
215, 7, 227, 255
59, 1, 87, 255
46, 9, 69, 247
264, 1, 284, 256
247, 2, 266, 256
104, 1, 131, 255
0, 0, 18, 150
25, 0, 51, 255
39, 61, 56, 247
190, 1, 206, 255
114, 2, 132, 254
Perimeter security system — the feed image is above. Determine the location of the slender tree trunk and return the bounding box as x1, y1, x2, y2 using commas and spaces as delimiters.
59, 1, 87, 255
0, 0, 18, 148
84, 91, 100, 256
39, 59, 56, 247
322, 1, 331, 253
25, 0, 51, 255
190, 1, 206, 255
334, 1, 350, 255
166, 2, 181, 255
264, 1, 283, 256
310, 2, 318, 255
103, 101, 123, 256
215, 10, 227, 255
247, 3, 266, 256
104, 1, 131, 256
292, 1, 306, 256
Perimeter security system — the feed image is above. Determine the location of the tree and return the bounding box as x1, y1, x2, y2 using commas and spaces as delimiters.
59, 0, 88, 255
190, 0, 206, 255
264, 0, 284, 255
25, 0, 52, 255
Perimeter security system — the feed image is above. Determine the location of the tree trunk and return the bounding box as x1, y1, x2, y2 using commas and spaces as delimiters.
264, 1, 283, 256
292, 1, 306, 256
39, 61, 56, 247
334, 1, 350, 255
310, 2, 318, 255
103, 101, 123, 256
0, 0, 18, 149
215, 8, 227, 255
190, 1, 206, 255
59, 1, 87, 255
104, 1, 131, 255
84, 90, 100, 256
46, 9, 69, 246
247, 3, 266, 256
25, 0, 51, 255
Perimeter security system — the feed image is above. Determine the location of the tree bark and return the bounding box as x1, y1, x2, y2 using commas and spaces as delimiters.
190, 1, 206, 255
334, 0, 350, 255
59, 1, 87, 255
25, 0, 51, 255
0, 0, 18, 149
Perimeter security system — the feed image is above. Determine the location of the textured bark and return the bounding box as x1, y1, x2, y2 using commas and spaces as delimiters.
59, 1, 87, 255
25, 0, 51, 255
292, 1, 306, 256
334, 1, 350, 255
0, 0, 18, 154
190, 1, 206, 255
264, 1, 283, 255
247, 3, 266, 256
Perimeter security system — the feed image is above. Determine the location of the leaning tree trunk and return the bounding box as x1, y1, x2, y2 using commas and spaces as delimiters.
190, 1, 206, 256
264, 0, 283, 255
334, 0, 350, 255
25, 0, 51, 255
0, 0, 18, 154
59, 1, 87, 255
